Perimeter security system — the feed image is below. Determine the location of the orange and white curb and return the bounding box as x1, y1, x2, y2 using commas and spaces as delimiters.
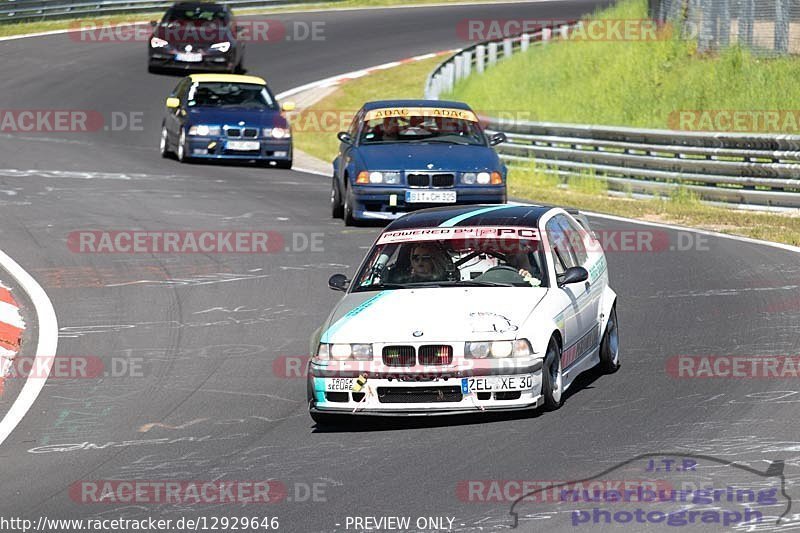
0, 282, 25, 394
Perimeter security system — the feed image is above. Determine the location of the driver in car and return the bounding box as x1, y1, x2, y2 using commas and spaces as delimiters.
407, 244, 452, 282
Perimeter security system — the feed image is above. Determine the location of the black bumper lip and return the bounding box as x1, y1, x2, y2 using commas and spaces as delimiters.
309, 402, 540, 417
309, 360, 543, 379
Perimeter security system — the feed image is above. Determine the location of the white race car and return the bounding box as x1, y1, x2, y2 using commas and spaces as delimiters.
307, 204, 619, 424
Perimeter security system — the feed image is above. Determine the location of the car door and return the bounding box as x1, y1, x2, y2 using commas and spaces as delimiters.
543, 215, 583, 369
554, 213, 601, 354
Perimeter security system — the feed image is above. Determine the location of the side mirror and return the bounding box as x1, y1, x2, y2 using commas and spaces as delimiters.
281, 101, 296, 112
489, 132, 507, 146
165, 97, 180, 109
337, 131, 353, 145
557, 266, 589, 287
328, 273, 349, 292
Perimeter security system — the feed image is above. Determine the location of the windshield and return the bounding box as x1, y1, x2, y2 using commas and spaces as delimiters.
353, 226, 549, 291
163, 7, 228, 25
359, 108, 486, 146
187, 83, 277, 110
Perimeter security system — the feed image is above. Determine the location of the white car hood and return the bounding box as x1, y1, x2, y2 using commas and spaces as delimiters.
320, 287, 547, 344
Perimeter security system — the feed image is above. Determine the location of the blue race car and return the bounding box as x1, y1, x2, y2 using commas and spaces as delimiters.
331, 100, 508, 225
160, 73, 294, 168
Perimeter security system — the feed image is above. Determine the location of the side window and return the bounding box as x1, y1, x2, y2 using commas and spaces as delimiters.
348, 109, 363, 137
545, 218, 577, 276
557, 215, 588, 266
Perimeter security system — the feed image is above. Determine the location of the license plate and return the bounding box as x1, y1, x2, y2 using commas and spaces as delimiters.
461, 375, 533, 393
226, 140, 260, 151
405, 190, 457, 203
175, 52, 202, 62
326, 378, 353, 391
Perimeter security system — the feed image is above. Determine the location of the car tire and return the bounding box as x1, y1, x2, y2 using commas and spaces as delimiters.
331, 178, 344, 219
343, 183, 357, 226
275, 159, 292, 169
542, 337, 564, 411
598, 305, 620, 374
177, 129, 190, 163
159, 126, 171, 158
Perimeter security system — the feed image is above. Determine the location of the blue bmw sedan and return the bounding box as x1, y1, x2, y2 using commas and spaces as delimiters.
331, 100, 507, 225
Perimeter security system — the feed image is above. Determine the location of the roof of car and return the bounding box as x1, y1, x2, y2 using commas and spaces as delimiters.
385, 204, 555, 231
171, 1, 226, 9
188, 74, 266, 85
362, 100, 473, 111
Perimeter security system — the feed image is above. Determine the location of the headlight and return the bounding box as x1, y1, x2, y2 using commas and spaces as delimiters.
359, 171, 401, 184
461, 172, 477, 184
465, 339, 532, 358
315, 343, 372, 362
188, 125, 220, 136
264, 127, 291, 139
210, 41, 231, 53
476, 171, 491, 184
150, 37, 168, 48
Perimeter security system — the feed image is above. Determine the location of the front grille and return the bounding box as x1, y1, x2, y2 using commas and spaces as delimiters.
377, 386, 462, 403
407, 174, 429, 187
382, 346, 415, 367
243, 128, 258, 138
225, 127, 241, 138
431, 173, 455, 187
418, 345, 453, 365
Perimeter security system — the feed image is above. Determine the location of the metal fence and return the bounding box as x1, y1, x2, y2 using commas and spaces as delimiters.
0, 0, 329, 23
425, 22, 800, 209
650, 0, 800, 54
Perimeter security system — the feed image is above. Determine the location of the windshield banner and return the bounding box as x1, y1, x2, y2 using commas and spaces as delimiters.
364, 107, 479, 122
376, 226, 540, 245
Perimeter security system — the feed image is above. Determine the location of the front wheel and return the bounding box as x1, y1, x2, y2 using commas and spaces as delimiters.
598, 306, 620, 373
275, 159, 292, 169
331, 178, 343, 218
343, 184, 357, 226
159, 126, 171, 158
176, 129, 190, 163
542, 337, 564, 411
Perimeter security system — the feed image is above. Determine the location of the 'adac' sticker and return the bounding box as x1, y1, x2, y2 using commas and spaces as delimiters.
364, 107, 479, 122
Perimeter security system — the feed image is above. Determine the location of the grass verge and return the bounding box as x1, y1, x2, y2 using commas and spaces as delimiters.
446, 0, 800, 132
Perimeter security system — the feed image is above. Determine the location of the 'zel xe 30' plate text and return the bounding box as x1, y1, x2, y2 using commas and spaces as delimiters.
462, 375, 533, 393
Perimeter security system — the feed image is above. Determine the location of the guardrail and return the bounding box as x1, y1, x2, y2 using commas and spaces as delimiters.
424, 23, 800, 209
0, 0, 330, 23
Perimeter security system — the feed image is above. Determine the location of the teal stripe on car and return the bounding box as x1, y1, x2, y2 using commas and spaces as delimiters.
319, 290, 390, 343
438, 204, 517, 227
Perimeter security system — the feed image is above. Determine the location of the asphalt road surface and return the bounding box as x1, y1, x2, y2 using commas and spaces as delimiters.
0, 1, 799, 532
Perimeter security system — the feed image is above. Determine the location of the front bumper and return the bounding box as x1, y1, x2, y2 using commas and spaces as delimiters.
308, 359, 542, 415
185, 136, 292, 161
149, 51, 235, 72
350, 185, 507, 221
